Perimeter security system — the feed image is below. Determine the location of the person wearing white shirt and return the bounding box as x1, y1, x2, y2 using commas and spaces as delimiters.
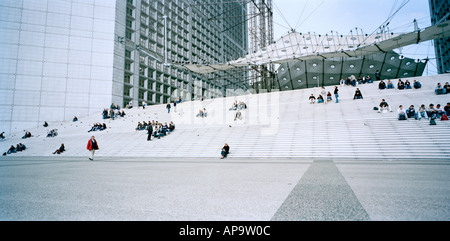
397, 105, 407, 120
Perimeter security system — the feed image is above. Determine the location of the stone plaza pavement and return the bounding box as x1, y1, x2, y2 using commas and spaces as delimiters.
1, 156, 450, 221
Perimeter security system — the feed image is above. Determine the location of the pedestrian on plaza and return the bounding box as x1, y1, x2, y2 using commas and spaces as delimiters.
166, 102, 171, 113
334, 86, 339, 103
87, 136, 99, 161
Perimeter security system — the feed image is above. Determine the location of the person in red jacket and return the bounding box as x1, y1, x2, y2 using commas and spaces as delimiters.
87, 136, 99, 161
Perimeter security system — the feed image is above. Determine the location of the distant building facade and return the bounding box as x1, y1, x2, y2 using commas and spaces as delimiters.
429, 0, 450, 74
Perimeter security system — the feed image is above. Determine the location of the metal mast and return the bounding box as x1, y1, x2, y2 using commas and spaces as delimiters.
248, 0, 274, 92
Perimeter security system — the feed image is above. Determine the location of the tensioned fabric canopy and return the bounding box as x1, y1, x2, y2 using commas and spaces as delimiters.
180, 20, 450, 74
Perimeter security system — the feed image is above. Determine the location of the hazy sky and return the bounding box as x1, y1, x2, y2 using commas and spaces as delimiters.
271, 0, 438, 75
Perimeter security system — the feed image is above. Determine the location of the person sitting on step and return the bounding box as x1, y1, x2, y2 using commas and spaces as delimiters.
378, 80, 386, 90
387, 80, 394, 89
309, 94, 316, 104
418, 104, 428, 120
427, 104, 439, 119
53, 143, 65, 154
353, 88, 363, 99
406, 105, 419, 119
435, 83, 446, 95
405, 80, 412, 89
220, 143, 230, 159
413, 80, 422, 89
317, 94, 324, 103
379, 99, 392, 113
397, 105, 407, 120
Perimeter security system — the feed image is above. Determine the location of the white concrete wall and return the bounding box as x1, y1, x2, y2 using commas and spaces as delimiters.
0, 0, 118, 134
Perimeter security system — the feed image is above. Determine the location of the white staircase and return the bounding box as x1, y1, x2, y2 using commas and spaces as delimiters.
2, 74, 450, 160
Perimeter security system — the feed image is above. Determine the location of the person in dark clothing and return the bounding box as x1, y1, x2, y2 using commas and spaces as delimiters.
7, 145, 16, 154
379, 99, 392, 112
166, 103, 171, 113
353, 88, 363, 99
334, 86, 339, 103
413, 80, 422, 89
405, 80, 412, 89
220, 143, 230, 159
444, 102, 450, 116
444, 82, 450, 94
406, 105, 418, 119
147, 124, 153, 141
53, 143, 65, 154
379, 80, 386, 89
397, 79, 405, 90
22, 131, 31, 139
16, 143, 26, 151
375, 70, 381, 81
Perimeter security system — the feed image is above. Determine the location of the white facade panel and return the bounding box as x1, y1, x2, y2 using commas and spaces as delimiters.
91, 66, 113, 81
70, 15, 94, 31
22, 0, 48, 12
43, 62, 68, 77
93, 19, 115, 33
41, 77, 67, 92
17, 60, 43, 76
47, 12, 71, 28
0, 74, 16, 90
0, 20, 21, 31
68, 50, 92, 65
14, 75, 42, 91
0, 59, 17, 74
45, 34, 70, 49
0, 0, 119, 134
20, 31, 45, 47
0, 89, 14, 105
21, 9, 47, 25
67, 65, 91, 79
0, 0, 23, 8
44, 48, 69, 63
0, 29, 20, 45
0, 105, 12, 121
0, 6, 21, 22
66, 78, 90, 93
13, 90, 41, 106
65, 92, 89, 107
11, 106, 40, 121
93, 5, 115, 20
39, 106, 65, 121
18, 45, 44, 61
0, 43, 18, 59
71, 2, 94, 18
47, 0, 71, 15
91, 52, 114, 67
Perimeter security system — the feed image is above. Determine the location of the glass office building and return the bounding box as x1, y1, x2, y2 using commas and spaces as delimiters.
429, 0, 450, 74
0, 0, 248, 134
